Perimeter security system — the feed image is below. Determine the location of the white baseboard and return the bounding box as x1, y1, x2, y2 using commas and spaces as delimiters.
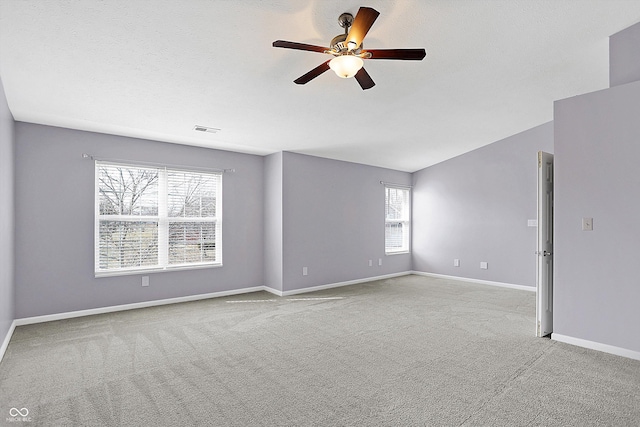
0, 320, 17, 363
411, 271, 535, 292
262, 286, 284, 297
269, 271, 413, 297
552, 333, 640, 361
14, 286, 266, 326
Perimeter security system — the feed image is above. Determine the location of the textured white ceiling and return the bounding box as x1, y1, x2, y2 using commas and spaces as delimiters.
1, 1, 639, 172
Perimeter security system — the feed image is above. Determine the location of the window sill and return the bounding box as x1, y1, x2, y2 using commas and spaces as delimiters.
385, 251, 410, 256
95, 262, 223, 278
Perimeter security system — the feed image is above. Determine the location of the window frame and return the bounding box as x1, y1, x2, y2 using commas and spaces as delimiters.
384, 185, 411, 255
95, 161, 222, 277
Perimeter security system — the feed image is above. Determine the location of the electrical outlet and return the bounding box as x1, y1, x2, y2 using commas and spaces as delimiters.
368, 259, 373, 267
454, 259, 460, 267
378, 258, 383, 266
142, 276, 149, 287
302, 267, 308, 276
480, 262, 488, 270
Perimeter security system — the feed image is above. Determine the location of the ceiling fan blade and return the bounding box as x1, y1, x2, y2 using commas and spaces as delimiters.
272, 40, 329, 54
364, 49, 427, 60
345, 7, 380, 50
354, 67, 375, 90
294, 60, 331, 85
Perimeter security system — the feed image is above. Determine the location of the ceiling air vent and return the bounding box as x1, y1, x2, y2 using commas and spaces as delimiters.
193, 125, 220, 134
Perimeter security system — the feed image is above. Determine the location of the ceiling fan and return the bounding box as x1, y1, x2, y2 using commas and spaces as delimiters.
273, 6, 426, 90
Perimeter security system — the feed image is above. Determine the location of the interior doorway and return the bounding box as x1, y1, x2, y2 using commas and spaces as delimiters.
536, 151, 554, 337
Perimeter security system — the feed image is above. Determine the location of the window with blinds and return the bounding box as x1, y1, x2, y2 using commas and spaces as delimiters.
96, 161, 222, 276
385, 185, 410, 254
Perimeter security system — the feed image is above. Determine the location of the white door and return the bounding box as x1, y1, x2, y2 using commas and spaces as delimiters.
536, 151, 554, 337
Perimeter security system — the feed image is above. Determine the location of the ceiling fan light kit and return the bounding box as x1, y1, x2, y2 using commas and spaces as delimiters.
273, 6, 426, 90
329, 55, 364, 78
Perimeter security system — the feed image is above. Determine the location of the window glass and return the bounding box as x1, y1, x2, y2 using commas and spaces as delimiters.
385, 186, 410, 254
96, 162, 222, 276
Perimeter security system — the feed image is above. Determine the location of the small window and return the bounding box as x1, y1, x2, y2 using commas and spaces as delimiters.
96, 161, 222, 276
385, 185, 410, 254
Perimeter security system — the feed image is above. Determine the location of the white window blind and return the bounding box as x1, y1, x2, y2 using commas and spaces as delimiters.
385, 186, 410, 254
96, 162, 222, 276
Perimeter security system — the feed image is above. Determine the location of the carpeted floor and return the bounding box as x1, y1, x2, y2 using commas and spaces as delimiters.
1, 274, 639, 426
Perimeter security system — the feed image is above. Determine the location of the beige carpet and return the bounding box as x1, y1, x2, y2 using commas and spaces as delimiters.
1, 274, 639, 426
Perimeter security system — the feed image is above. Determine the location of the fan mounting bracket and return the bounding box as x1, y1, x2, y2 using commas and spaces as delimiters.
337, 13, 354, 31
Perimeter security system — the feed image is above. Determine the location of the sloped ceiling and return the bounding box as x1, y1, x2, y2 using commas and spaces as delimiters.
1, 0, 639, 172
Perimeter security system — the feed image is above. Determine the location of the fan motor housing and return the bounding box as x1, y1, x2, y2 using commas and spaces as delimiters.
330, 33, 363, 55
330, 34, 348, 51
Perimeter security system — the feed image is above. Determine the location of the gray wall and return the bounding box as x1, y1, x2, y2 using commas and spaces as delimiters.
554, 79, 640, 353
264, 152, 283, 291
15, 123, 264, 318
281, 152, 412, 292
610, 22, 640, 87
412, 123, 554, 287
0, 77, 15, 339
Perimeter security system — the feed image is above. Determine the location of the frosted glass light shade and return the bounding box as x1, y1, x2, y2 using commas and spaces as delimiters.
329, 55, 364, 79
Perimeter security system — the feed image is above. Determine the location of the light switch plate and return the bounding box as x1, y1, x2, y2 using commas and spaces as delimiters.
454, 259, 460, 267
582, 218, 593, 231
